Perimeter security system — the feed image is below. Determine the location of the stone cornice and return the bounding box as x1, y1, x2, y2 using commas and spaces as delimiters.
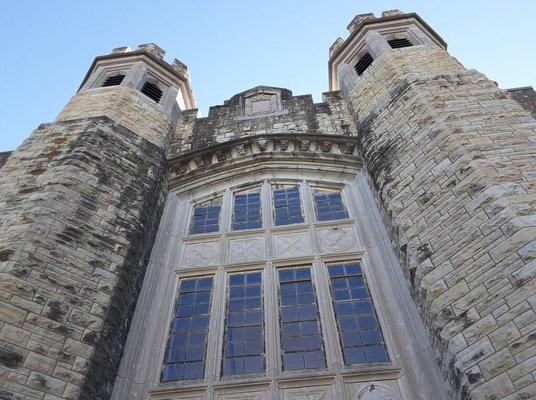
167, 133, 362, 189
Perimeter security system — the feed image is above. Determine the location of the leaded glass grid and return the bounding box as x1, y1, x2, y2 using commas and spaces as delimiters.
313, 189, 348, 221
222, 271, 265, 375
232, 190, 262, 231
190, 198, 222, 234
327, 262, 389, 365
278, 267, 326, 371
161, 276, 213, 382
273, 186, 304, 226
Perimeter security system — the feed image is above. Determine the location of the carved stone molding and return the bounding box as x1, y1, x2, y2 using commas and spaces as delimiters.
168, 134, 362, 189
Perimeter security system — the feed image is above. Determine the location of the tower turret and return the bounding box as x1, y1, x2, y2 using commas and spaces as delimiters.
0, 45, 194, 400
330, 10, 536, 400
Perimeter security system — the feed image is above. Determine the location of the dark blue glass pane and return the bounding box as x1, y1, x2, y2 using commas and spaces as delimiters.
328, 263, 389, 366
282, 353, 304, 370
183, 361, 204, 379
222, 272, 264, 376
365, 345, 389, 362
162, 276, 213, 382
344, 347, 366, 364
313, 192, 348, 222
273, 187, 303, 226
233, 191, 262, 231
162, 363, 184, 382
243, 356, 264, 374
190, 205, 221, 234
278, 267, 325, 371
304, 350, 325, 369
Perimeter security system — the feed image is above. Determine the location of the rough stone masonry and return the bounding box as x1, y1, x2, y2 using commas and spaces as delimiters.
330, 11, 536, 400
0, 9, 534, 400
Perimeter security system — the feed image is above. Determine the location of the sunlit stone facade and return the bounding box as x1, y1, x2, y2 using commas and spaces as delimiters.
0, 10, 535, 400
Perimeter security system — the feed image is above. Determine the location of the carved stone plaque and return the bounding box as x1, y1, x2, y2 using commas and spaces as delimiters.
273, 232, 311, 259
284, 387, 332, 400
228, 237, 264, 263
243, 92, 281, 116
319, 226, 358, 253
183, 242, 219, 268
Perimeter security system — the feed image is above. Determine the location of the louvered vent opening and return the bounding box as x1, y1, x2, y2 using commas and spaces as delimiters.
141, 81, 163, 102
388, 38, 413, 49
354, 53, 374, 76
102, 74, 125, 87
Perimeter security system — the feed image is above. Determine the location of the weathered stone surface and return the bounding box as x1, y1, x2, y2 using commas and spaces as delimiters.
339, 37, 536, 400
507, 87, 536, 118
168, 86, 356, 156
0, 116, 167, 400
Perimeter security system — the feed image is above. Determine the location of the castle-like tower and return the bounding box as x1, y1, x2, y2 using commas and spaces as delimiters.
0, 10, 534, 400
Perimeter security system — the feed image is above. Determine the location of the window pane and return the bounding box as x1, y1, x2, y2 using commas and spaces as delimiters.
278, 267, 326, 371
190, 198, 222, 234
313, 189, 348, 222
328, 263, 389, 365
273, 186, 304, 226
222, 271, 265, 376
233, 190, 262, 230
161, 276, 214, 382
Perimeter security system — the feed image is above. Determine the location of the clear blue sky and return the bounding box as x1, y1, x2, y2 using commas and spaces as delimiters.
0, 0, 534, 151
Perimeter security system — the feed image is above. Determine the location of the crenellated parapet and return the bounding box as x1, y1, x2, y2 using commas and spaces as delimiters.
168, 86, 357, 157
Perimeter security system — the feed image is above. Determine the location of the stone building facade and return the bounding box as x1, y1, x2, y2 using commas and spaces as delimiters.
0, 10, 535, 400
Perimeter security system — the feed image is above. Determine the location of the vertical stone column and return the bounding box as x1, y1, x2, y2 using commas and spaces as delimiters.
331, 12, 536, 400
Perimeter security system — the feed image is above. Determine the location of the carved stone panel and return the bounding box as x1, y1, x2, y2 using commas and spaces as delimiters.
182, 241, 219, 268
244, 92, 280, 116
318, 226, 359, 254
228, 236, 265, 264
273, 231, 311, 259
283, 386, 333, 400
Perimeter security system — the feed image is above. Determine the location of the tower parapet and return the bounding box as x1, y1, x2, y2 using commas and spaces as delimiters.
57, 44, 195, 148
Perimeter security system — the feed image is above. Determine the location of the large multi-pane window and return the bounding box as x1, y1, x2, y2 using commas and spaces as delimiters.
222, 272, 265, 375
313, 188, 348, 221
174, 181, 393, 382
327, 262, 388, 364
162, 276, 213, 382
278, 267, 326, 371
232, 189, 262, 231
190, 198, 222, 234
273, 185, 304, 226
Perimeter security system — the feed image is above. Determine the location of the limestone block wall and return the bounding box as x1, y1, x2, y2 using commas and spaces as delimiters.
57, 87, 174, 149
168, 88, 356, 156
347, 45, 536, 399
0, 117, 167, 400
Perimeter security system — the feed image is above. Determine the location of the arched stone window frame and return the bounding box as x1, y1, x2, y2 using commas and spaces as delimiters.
111, 134, 448, 400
